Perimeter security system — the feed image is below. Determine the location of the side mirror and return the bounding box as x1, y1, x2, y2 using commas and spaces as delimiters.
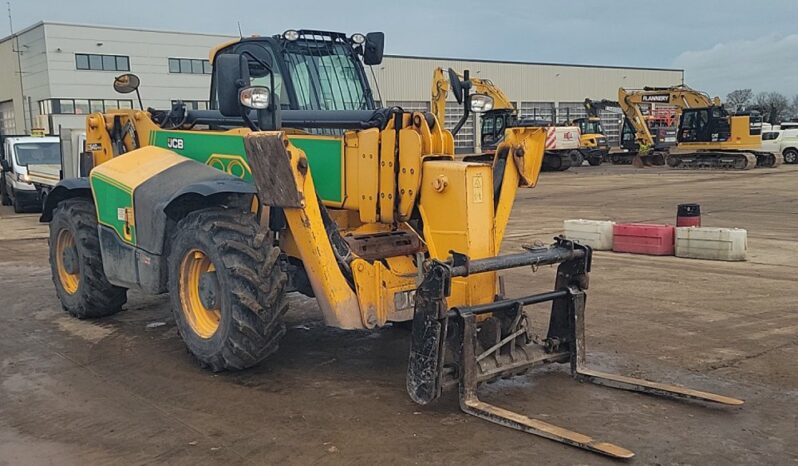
113, 73, 143, 109
216, 54, 251, 117
448, 68, 464, 105
0, 158, 9, 171
113, 73, 140, 94
363, 32, 385, 65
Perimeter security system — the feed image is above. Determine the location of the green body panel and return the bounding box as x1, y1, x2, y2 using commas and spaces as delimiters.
289, 138, 343, 203
90, 172, 136, 244
149, 130, 344, 203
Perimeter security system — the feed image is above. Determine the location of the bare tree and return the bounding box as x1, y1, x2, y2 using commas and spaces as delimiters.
754, 92, 790, 124
725, 89, 753, 111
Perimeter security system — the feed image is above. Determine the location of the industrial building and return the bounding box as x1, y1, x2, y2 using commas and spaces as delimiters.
0, 21, 684, 150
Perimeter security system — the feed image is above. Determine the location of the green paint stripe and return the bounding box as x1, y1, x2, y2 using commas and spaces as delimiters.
92, 172, 132, 193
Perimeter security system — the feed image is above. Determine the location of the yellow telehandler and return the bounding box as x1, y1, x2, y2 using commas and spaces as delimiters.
41, 29, 741, 459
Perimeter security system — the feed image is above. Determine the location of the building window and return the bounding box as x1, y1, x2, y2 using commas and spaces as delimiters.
38, 98, 135, 115
75, 53, 131, 71
169, 58, 211, 74
172, 100, 209, 110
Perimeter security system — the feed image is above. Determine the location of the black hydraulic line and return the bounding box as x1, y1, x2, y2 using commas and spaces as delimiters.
183, 109, 379, 129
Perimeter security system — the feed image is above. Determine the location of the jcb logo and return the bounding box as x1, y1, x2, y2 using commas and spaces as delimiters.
167, 138, 184, 150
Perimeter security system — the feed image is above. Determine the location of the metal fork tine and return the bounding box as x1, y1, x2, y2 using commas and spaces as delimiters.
569, 288, 744, 406
460, 396, 635, 459
575, 368, 744, 406
461, 313, 635, 460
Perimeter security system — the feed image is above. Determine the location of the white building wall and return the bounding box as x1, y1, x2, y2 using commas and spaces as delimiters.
370, 55, 683, 103
43, 23, 232, 112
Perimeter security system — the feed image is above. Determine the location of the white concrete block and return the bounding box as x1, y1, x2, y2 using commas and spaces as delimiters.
675, 227, 747, 261
563, 219, 615, 250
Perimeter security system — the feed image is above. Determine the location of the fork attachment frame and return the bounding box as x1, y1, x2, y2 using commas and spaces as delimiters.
406, 237, 743, 460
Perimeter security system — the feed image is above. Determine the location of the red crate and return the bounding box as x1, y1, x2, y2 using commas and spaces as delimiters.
612, 223, 675, 256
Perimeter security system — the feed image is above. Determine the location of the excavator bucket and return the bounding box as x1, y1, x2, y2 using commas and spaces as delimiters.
407, 238, 743, 459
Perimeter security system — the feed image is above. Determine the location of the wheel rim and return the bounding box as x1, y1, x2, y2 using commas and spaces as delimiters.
178, 249, 221, 339
55, 229, 80, 294
785, 152, 797, 163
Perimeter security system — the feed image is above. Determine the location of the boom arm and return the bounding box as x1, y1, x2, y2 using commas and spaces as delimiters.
430, 67, 515, 124
583, 98, 621, 118
431, 67, 450, 124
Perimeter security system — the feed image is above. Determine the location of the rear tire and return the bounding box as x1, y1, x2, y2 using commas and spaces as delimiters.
783, 149, 798, 164
587, 156, 602, 166
167, 208, 288, 371
49, 198, 127, 318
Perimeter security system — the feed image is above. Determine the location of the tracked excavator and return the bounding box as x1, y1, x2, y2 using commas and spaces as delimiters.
431, 67, 575, 170
573, 98, 616, 164
619, 86, 780, 169
41, 30, 742, 459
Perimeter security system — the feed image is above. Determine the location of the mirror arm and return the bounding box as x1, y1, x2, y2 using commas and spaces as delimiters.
452, 70, 471, 137
134, 88, 143, 110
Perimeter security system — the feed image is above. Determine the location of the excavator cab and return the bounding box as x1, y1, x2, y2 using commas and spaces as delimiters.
479, 109, 511, 149
574, 117, 604, 136
678, 106, 731, 143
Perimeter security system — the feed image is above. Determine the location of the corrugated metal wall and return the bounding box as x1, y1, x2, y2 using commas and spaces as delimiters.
369, 55, 683, 150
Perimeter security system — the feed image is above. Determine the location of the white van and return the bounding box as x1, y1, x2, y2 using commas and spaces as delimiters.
0, 136, 61, 212
761, 129, 798, 164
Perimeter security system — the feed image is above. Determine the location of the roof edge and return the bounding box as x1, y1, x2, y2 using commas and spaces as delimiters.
384, 54, 683, 73
1, 20, 237, 43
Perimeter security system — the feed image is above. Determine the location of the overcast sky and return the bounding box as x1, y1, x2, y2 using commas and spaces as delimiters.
4, 0, 798, 99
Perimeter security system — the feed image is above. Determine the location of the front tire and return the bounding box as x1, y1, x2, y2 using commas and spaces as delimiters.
49, 198, 127, 318
0, 178, 10, 206
12, 191, 24, 213
167, 208, 288, 371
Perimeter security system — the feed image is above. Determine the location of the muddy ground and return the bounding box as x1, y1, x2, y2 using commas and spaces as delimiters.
1, 165, 796, 465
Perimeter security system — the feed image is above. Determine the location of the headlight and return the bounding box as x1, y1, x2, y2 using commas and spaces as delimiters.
469, 94, 494, 113
351, 33, 366, 45
239, 86, 271, 109
19, 173, 30, 183
283, 29, 299, 41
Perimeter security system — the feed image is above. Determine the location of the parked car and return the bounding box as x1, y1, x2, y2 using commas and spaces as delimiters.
761, 129, 798, 164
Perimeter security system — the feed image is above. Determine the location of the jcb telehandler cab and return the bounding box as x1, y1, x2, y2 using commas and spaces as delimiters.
41, 29, 741, 459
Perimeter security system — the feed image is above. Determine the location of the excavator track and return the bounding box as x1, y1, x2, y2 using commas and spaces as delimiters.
754, 151, 784, 168
541, 152, 572, 171
666, 151, 758, 170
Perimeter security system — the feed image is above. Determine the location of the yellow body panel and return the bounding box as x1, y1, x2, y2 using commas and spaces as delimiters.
351, 255, 417, 328
419, 161, 496, 307
397, 128, 422, 221
353, 129, 380, 223
90, 146, 185, 191
378, 129, 397, 223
